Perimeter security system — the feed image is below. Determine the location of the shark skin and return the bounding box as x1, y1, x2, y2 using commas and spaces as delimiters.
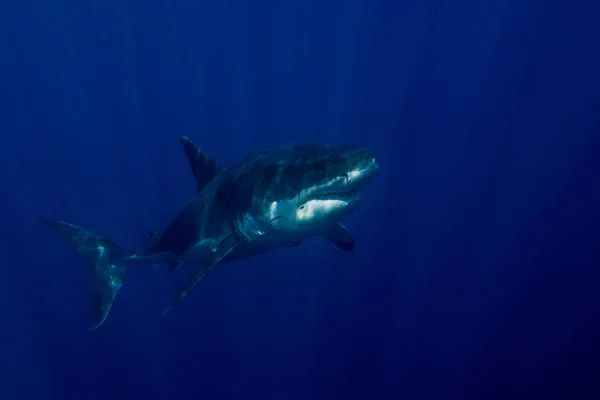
124, 141, 379, 315
39, 137, 379, 327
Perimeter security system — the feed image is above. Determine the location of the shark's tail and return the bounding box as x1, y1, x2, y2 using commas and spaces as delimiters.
38, 217, 131, 330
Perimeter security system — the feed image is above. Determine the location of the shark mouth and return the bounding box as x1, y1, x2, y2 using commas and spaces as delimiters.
310, 190, 359, 202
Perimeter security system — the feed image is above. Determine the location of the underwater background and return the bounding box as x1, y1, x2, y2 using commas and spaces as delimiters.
1, 0, 599, 399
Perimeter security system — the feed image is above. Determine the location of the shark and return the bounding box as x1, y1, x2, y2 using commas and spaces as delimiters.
39, 137, 379, 329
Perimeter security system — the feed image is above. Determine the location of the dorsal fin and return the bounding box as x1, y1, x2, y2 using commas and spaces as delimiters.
179, 136, 220, 193
143, 137, 219, 250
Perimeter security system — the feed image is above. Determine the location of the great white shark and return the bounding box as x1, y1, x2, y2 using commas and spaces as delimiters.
39, 137, 379, 329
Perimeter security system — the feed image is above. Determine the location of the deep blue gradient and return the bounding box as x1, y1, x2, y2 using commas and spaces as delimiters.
1, 0, 599, 399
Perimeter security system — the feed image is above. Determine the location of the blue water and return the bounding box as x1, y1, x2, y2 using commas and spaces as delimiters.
1, 0, 599, 399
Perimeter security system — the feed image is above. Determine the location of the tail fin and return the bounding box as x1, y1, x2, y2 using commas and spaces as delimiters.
38, 217, 130, 330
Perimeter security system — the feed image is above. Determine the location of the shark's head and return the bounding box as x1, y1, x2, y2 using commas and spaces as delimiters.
258, 144, 378, 234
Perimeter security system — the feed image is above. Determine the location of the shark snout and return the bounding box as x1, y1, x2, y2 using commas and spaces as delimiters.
364, 154, 378, 176
346, 151, 378, 188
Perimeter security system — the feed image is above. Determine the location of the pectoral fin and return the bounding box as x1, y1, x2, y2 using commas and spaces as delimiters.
161, 235, 238, 316
168, 262, 181, 275
323, 223, 355, 252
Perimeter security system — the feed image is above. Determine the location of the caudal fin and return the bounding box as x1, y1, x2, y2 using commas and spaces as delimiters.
38, 217, 130, 330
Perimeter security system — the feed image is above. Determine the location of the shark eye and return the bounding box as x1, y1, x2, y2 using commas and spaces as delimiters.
298, 205, 305, 210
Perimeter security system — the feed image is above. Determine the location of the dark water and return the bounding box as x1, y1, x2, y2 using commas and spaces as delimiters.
1, 0, 599, 399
